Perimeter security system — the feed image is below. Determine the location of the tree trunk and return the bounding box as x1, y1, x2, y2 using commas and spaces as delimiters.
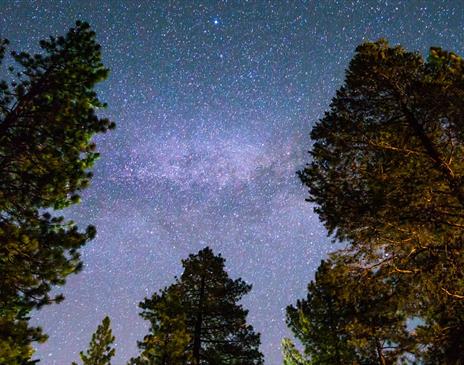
384, 74, 464, 207
192, 275, 206, 365
375, 338, 387, 365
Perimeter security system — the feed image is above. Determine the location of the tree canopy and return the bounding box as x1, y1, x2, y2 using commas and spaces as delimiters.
72, 316, 116, 365
131, 247, 264, 365
297, 40, 464, 363
0, 21, 114, 364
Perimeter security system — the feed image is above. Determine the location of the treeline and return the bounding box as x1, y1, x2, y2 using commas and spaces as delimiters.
1, 22, 464, 365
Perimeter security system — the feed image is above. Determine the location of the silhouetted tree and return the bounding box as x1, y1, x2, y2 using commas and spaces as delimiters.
0, 21, 114, 364
299, 40, 464, 362
287, 259, 355, 365
131, 247, 263, 365
72, 316, 116, 365
287, 257, 413, 365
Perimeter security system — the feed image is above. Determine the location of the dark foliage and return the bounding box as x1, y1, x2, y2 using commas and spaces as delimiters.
0, 21, 113, 364
72, 316, 116, 365
296, 40, 464, 363
131, 247, 263, 365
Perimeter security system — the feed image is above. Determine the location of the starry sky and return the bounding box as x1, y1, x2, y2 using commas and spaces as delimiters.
1, 1, 463, 364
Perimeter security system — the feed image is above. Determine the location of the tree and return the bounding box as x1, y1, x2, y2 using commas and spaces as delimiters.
287, 260, 353, 365
298, 40, 464, 362
287, 257, 413, 365
132, 247, 264, 365
0, 21, 114, 363
72, 316, 116, 365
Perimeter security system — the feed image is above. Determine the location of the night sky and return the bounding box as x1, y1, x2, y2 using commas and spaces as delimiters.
1, 1, 463, 364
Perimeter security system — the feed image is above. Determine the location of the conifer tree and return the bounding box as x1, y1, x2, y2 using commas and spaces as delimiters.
299, 40, 464, 362
0, 21, 114, 363
132, 247, 264, 365
72, 316, 116, 365
287, 259, 356, 365
287, 257, 413, 365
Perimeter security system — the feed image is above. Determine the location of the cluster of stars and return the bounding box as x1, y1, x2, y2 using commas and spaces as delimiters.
0, 1, 463, 364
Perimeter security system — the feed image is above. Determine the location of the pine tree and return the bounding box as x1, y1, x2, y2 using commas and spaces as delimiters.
287, 259, 356, 365
287, 257, 413, 365
298, 40, 464, 362
72, 316, 116, 365
132, 247, 264, 365
0, 21, 114, 363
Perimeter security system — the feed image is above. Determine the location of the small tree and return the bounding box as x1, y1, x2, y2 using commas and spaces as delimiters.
287, 259, 356, 365
72, 316, 116, 365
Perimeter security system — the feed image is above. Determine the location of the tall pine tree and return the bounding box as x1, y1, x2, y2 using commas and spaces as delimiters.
131, 247, 263, 365
0, 21, 114, 364
299, 40, 464, 362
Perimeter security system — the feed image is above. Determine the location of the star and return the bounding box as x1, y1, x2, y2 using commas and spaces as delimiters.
1, 1, 462, 364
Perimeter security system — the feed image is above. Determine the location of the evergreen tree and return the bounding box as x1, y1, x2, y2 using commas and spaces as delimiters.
132, 247, 263, 365
72, 316, 116, 365
0, 21, 114, 363
298, 40, 464, 362
287, 259, 355, 365
287, 257, 413, 365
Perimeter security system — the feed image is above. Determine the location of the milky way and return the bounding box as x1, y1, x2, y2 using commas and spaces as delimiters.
0, 1, 463, 364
